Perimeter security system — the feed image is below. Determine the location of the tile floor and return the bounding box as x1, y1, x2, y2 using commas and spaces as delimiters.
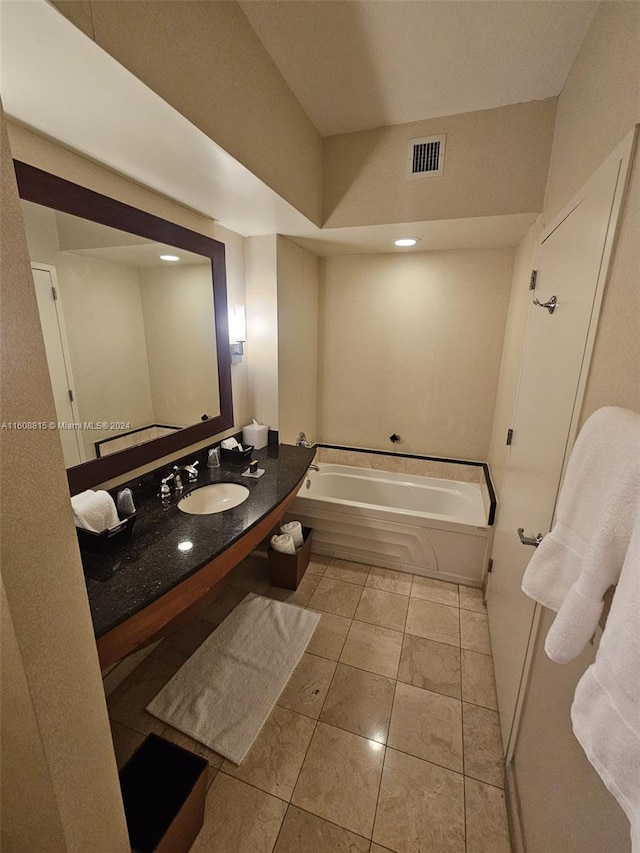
108, 554, 512, 853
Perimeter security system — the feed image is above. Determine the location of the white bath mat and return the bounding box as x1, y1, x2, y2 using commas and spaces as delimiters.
146, 593, 319, 764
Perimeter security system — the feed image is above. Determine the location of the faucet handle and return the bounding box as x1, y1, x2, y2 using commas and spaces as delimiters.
185, 460, 200, 481
159, 472, 174, 497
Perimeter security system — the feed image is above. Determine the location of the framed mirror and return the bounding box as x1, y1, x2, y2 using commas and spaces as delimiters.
14, 161, 234, 494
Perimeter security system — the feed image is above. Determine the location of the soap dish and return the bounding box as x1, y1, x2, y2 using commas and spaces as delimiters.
76, 513, 137, 554
242, 467, 265, 479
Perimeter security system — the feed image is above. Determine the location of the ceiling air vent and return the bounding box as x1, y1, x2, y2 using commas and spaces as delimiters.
408, 134, 446, 178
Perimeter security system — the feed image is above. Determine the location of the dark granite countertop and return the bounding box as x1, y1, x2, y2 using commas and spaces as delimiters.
80, 443, 316, 638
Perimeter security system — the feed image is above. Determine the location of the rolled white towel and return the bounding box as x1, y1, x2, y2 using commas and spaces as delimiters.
281, 521, 304, 549
270, 533, 296, 555
71, 489, 120, 534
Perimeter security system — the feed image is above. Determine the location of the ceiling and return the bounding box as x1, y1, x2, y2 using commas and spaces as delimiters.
240, 0, 598, 136
2, 1, 596, 254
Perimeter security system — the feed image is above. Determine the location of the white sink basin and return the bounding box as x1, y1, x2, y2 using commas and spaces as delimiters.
177, 483, 250, 515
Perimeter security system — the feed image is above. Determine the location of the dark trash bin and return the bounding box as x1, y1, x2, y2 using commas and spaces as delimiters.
268, 526, 313, 590
119, 733, 208, 853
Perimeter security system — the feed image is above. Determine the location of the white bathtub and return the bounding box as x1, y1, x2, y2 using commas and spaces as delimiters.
288, 463, 493, 585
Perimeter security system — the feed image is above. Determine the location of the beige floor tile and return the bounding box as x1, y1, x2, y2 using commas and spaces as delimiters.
222, 706, 315, 800
325, 558, 371, 586
306, 611, 351, 661
291, 723, 384, 838
227, 554, 271, 594
266, 572, 320, 607
191, 773, 286, 853
161, 617, 216, 660
366, 567, 413, 596
461, 649, 498, 711
307, 553, 331, 576
465, 776, 512, 853
373, 748, 465, 853
277, 653, 337, 718
320, 663, 395, 743
273, 804, 370, 853
109, 720, 144, 769
160, 724, 224, 770
405, 598, 460, 647
411, 575, 459, 608
307, 577, 363, 618
198, 584, 247, 625
149, 640, 193, 670
340, 621, 403, 679
354, 587, 409, 632
398, 634, 461, 699
370, 845, 394, 853
388, 682, 463, 772
108, 656, 176, 736
458, 585, 486, 613
460, 610, 492, 655
462, 703, 504, 788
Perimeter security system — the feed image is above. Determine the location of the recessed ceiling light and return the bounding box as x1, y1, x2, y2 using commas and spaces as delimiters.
160, 254, 180, 262
394, 237, 420, 247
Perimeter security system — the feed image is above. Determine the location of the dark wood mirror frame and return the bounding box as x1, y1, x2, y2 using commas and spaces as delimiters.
14, 160, 234, 495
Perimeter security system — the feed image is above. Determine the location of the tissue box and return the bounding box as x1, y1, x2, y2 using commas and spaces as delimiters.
242, 423, 269, 450
268, 527, 313, 590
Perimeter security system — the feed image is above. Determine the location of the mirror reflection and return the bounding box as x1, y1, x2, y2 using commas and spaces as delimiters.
21, 200, 220, 468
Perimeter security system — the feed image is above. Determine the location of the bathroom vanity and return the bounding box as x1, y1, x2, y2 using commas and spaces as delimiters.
80, 444, 315, 669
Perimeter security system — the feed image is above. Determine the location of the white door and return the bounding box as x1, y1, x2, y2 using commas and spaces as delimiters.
32, 265, 84, 468
486, 132, 636, 753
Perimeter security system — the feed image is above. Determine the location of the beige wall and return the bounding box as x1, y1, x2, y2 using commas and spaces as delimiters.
50, 0, 323, 225
487, 217, 543, 498
318, 249, 515, 460
543, 2, 640, 222
489, 4, 640, 850
277, 236, 319, 445
323, 99, 557, 228
139, 264, 220, 426
245, 235, 279, 429
1, 108, 129, 850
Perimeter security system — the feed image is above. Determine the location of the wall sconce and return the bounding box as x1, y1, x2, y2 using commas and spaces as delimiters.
229, 304, 246, 363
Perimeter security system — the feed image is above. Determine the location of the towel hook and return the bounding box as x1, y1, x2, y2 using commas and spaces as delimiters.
533, 294, 557, 314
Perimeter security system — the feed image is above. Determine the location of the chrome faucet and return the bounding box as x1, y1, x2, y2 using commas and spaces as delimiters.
309, 464, 320, 472
160, 461, 199, 497
296, 432, 314, 448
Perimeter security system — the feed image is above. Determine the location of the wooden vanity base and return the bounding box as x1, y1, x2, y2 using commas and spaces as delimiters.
97, 475, 304, 670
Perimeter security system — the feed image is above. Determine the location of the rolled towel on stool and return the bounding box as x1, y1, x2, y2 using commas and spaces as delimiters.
270, 533, 296, 555
280, 521, 304, 549
71, 489, 120, 533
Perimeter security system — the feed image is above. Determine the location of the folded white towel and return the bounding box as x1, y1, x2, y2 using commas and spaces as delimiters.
221, 437, 239, 450
280, 521, 304, 549
270, 534, 296, 555
71, 489, 120, 534
571, 499, 640, 849
522, 407, 640, 617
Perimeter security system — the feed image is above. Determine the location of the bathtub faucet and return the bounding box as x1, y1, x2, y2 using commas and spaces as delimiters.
309, 464, 319, 472
296, 432, 314, 448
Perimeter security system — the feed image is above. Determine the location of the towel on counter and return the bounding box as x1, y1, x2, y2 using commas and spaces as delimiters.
270, 534, 296, 555
280, 521, 304, 549
522, 407, 640, 627
71, 489, 120, 534
571, 499, 640, 851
